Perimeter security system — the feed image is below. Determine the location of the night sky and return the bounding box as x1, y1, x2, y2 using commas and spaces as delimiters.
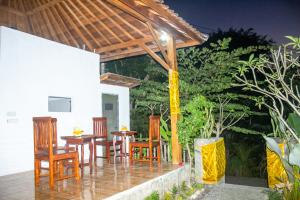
164, 0, 300, 44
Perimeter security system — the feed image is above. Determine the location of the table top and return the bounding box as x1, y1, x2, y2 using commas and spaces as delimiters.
61, 134, 95, 142
111, 131, 137, 137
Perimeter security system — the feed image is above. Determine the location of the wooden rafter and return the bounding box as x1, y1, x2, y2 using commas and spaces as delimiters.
74, 0, 113, 46
100, 39, 200, 62
0, 0, 206, 62
26, 0, 64, 15
97, 0, 146, 38
49, 6, 79, 47
140, 43, 169, 70
65, 0, 102, 48
45, 8, 69, 45
39, 8, 59, 41
140, 0, 203, 42
62, 1, 102, 48
106, 0, 148, 23
83, 0, 125, 43
119, 0, 188, 41
90, 0, 135, 41
96, 36, 153, 53
0, 5, 25, 16
55, 3, 94, 49
147, 21, 169, 65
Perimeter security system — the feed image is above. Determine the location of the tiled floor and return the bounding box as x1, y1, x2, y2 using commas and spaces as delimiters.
0, 160, 178, 200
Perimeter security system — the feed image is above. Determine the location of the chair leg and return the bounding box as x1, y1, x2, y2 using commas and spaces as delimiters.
139, 147, 143, 160
94, 142, 97, 163
106, 144, 110, 163
149, 146, 153, 164
49, 160, 54, 189
74, 154, 80, 181
59, 161, 64, 179
157, 146, 161, 163
120, 143, 123, 162
34, 159, 40, 186
129, 144, 133, 163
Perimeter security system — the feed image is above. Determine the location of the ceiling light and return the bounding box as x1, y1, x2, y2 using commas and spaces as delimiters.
160, 31, 169, 43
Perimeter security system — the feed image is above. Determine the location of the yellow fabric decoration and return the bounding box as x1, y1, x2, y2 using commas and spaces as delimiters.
266, 143, 288, 188
169, 70, 180, 115
201, 138, 226, 184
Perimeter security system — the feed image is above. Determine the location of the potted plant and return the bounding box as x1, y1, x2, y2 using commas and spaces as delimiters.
265, 110, 288, 188
236, 36, 300, 197
178, 95, 226, 184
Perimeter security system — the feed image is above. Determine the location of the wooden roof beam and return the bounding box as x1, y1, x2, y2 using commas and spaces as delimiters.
45, 8, 70, 45
118, 0, 189, 42
96, 36, 153, 53
140, 0, 204, 42
55, 3, 94, 50
0, 5, 25, 16
26, 0, 64, 15
140, 43, 169, 70
147, 21, 170, 65
73, 0, 111, 46
100, 39, 200, 62
89, 0, 135, 41
82, 1, 124, 42
66, 0, 103, 48
49, 6, 79, 47
106, 0, 148, 23
97, 0, 146, 38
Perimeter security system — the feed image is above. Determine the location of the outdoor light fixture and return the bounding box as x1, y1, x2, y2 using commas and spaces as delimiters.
159, 31, 169, 43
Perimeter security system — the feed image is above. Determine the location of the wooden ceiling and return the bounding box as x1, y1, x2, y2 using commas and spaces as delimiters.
0, 0, 208, 62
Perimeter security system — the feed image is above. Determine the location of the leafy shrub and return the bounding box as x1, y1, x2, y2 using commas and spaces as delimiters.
145, 191, 159, 200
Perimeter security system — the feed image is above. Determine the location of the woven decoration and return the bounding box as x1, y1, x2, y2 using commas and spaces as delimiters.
266, 143, 288, 188
201, 138, 226, 184
169, 70, 180, 115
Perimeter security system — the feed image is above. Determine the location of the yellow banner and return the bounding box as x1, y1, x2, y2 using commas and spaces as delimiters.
169, 70, 180, 115
266, 143, 288, 188
201, 138, 226, 184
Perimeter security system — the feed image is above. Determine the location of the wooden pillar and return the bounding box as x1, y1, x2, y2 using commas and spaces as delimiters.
167, 36, 182, 165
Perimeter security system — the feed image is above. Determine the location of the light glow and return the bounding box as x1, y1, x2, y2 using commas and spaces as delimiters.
159, 31, 169, 43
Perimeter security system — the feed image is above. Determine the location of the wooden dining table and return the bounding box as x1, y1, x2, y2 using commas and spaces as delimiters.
111, 131, 137, 160
61, 135, 94, 174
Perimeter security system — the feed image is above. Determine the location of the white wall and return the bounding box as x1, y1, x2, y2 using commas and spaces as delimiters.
0, 27, 130, 176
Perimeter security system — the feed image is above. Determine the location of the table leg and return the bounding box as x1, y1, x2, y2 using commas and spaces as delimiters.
123, 136, 126, 157
113, 135, 117, 162
89, 141, 93, 174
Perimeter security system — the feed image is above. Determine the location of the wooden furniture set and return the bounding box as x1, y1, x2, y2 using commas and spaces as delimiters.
33, 115, 160, 189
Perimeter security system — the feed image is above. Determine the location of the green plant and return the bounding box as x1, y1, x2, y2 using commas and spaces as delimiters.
171, 185, 179, 196
144, 191, 160, 200
160, 116, 172, 160
268, 189, 282, 200
178, 95, 214, 163
236, 37, 300, 197
163, 192, 173, 200
268, 110, 285, 139
162, 181, 203, 200
235, 36, 300, 143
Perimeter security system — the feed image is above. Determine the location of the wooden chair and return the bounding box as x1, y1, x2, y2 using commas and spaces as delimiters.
93, 117, 122, 163
33, 117, 79, 189
129, 115, 161, 163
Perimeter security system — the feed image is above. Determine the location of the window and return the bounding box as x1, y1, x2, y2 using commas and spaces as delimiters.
48, 96, 71, 112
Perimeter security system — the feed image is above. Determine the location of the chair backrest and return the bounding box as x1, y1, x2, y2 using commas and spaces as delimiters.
93, 117, 108, 138
149, 115, 160, 143
33, 117, 56, 155
51, 118, 58, 148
